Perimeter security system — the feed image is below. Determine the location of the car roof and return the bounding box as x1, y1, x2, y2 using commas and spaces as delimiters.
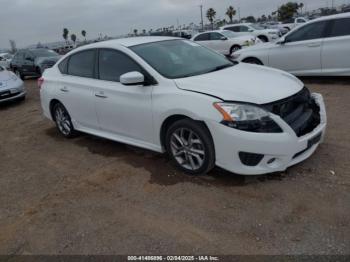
77, 36, 180, 51
312, 12, 350, 22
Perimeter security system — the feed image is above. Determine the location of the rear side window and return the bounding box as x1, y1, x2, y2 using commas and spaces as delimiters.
210, 33, 223, 40
67, 50, 95, 78
286, 21, 328, 42
226, 26, 239, 32
98, 49, 142, 82
328, 18, 350, 37
58, 58, 68, 74
194, 33, 210, 41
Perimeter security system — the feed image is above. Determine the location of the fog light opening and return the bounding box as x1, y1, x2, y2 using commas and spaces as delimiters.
267, 158, 276, 165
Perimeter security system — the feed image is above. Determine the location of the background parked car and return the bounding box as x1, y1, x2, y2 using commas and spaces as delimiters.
0, 53, 13, 69
232, 13, 350, 76
10, 48, 60, 80
282, 17, 308, 31
192, 30, 258, 55
220, 23, 280, 42
0, 65, 25, 103
260, 22, 289, 36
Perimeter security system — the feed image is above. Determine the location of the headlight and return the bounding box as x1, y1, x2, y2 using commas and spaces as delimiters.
214, 102, 282, 133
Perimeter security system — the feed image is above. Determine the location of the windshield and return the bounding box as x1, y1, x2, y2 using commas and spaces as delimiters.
220, 31, 237, 38
250, 24, 264, 30
30, 49, 58, 57
131, 40, 233, 79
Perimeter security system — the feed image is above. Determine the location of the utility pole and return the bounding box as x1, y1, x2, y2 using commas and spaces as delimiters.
200, 5, 204, 31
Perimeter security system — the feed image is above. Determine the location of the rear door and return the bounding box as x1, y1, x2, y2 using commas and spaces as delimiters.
268, 20, 328, 75
321, 17, 350, 75
56, 49, 99, 130
193, 33, 211, 49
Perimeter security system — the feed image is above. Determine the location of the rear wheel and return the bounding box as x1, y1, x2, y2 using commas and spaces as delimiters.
166, 119, 215, 176
52, 103, 76, 138
243, 57, 263, 65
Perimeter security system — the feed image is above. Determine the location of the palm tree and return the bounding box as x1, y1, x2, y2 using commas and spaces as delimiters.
206, 8, 216, 29
70, 34, 77, 47
133, 29, 138, 36
298, 3, 304, 14
63, 28, 69, 44
226, 6, 236, 24
81, 30, 87, 42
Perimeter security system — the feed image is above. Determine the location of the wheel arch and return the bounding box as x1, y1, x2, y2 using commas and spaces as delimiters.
242, 57, 264, 65
49, 99, 63, 121
159, 114, 213, 151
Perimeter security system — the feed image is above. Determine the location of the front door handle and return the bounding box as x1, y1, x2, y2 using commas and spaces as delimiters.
95, 92, 108, 98
307, 43, 321, 47
60, 87, 69, 92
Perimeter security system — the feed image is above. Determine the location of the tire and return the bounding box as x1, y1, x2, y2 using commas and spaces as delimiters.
14, 69, 24, 80
243, 57, 263, 65
165, 119, 215, 176
230, 45, 241, 55
258, 35, 268, 42
52, 102, 77, 138
36, 67, 42, 76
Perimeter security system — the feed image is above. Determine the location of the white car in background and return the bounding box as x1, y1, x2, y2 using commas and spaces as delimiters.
40, 37, 326, 176
0, 66, 25, 103
232, 13, 350, 76
282, 17, 308, 31
0, 53, 13, 69
191, 30, 258, 55
221, 23, 280, 42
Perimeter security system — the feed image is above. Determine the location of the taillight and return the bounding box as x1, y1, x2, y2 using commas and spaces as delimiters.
38, 77, 44, 88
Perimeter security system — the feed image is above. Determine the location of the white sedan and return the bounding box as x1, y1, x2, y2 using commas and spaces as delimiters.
232, 13, 350, 76
191, 30, 258, 55
221, 23, 280, 42
40, 37, 326, 176
0, 66, 26, 103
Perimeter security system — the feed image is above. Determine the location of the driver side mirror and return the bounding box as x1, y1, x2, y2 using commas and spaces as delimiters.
120, 71, 145, 86
248, 29, 254, 32
220, 36, 228, 41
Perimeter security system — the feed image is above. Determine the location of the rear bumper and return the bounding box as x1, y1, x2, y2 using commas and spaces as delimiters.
207, 93, 327, 175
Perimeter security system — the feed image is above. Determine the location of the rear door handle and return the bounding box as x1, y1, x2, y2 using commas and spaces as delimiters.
307, 43, 321, 47
60, 87, 69, 92
95, 92, 108, 98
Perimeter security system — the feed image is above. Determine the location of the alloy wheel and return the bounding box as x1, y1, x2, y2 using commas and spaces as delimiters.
55, 105, 72, 136
170, 128, 205, 171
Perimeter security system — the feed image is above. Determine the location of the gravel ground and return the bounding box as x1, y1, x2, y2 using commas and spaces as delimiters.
0, 79, 349, 255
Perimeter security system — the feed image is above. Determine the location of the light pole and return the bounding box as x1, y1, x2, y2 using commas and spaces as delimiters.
200, 5, 204, 31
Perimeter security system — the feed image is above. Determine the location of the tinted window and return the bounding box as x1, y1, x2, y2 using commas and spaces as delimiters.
210, 33, 223, 40
240, 26, 249, 32
227, 26, 239, 32
286, 21, 327, 42
98, 49, 142, 82
194, 33, 210, 41
67, 50, 95, 78
329, 18, 350, 37
58, 58, 68, 74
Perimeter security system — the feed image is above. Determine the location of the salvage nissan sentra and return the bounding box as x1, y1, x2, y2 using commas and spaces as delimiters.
39, 37, 327, 175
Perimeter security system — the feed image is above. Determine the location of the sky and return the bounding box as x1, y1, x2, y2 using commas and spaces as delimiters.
0, 0, 349, 48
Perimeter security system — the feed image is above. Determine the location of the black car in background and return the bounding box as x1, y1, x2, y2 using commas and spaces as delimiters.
10, 48, 60, 80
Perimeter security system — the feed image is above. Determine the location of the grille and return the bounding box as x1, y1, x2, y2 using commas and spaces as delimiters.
262, 87, 321, 137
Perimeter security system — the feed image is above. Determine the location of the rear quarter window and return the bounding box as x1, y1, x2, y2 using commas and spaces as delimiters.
67, 50, 95, 78
58, 58, 68, 74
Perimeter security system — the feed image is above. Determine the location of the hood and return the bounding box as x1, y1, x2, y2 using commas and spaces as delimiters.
235, 42, 276, 54
0, 69, 13, 82
174, 63, 303, 104
35, 56, 60, 65
230, 35, 256, 42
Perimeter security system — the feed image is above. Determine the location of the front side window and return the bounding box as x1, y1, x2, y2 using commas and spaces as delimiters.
286, 21, 328, 42
240, 26, 249, 32
98, 49, 142, 82
67, 50, 95, 78
227, 26, 239, 32
131, 40, 233, 79
194, 33, 210, 41
328, 18, 350, 37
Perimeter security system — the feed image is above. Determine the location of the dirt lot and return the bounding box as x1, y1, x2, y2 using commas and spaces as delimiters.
0, 79, 349, 255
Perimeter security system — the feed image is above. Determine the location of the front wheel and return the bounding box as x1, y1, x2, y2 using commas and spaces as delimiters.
53, 103, 76, 138
230, 45, 241, 55
166, 119, 215, 176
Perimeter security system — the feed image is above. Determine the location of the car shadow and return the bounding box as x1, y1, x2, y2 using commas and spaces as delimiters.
46, 127, 291, 188
0, 98, 25, 111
